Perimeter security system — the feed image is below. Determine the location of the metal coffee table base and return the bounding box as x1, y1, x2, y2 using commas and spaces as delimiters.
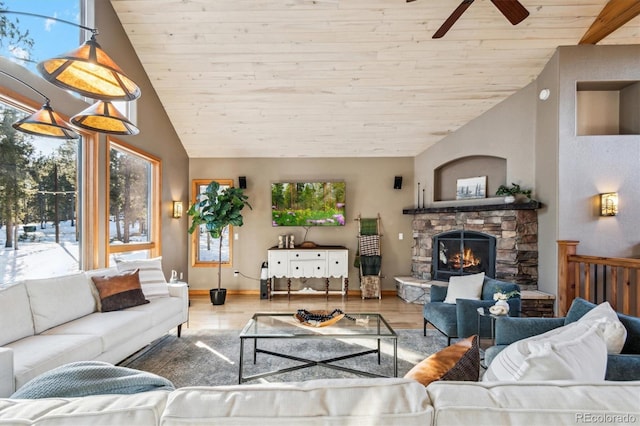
239, 338, 398, 384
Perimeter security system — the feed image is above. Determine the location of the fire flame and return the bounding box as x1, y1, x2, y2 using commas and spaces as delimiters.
449, 248, 481, 269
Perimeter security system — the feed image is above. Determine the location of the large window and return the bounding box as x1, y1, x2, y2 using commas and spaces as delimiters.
191, 179, 233, 267
0, 96, 81, 283
108, 139, 160, 264
0, 0, 82, 75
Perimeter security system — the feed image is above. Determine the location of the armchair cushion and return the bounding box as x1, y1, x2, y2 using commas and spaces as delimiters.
424, 277, 521, 341
443, 273, 484, 304
430, 285, 448, 303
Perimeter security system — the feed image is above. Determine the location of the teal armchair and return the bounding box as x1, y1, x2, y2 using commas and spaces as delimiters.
423, 276, 521, 345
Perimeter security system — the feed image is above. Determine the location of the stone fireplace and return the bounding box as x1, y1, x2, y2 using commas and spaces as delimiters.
405, 202, 540, 290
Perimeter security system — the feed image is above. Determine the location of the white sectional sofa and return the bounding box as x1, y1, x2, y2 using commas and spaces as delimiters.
0, 269, 188, 398
0, 378, 638, 425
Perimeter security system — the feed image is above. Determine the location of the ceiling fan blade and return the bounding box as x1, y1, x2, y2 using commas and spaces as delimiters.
433, 0, 474, 39
490, 0, 529, 25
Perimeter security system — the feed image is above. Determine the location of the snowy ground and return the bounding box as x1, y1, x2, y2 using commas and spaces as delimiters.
0, 221, 80, 285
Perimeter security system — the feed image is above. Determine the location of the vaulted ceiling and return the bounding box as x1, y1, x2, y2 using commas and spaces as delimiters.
110, 0, 640, 158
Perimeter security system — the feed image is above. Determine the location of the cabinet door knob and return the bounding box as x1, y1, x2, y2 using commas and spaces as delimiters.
317, 266, 321, 270
317, 253, 321, 257
277, 261, 281, 264
296, 254, 299, 257
295, 266, 299, 270
335, 261, 339, 264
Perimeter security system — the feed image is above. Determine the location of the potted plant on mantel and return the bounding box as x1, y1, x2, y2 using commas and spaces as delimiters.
495, 182, 533, 203
187, 181, 252, 305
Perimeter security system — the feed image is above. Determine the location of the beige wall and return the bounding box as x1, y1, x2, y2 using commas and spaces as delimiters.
414, 84, 537, 207
556, 45, 640, 259
534, 51, 560, 295
188, 158, 414, 293
93, 2, 190, 278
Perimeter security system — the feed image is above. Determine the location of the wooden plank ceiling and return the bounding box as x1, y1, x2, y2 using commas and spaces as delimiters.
110, 0, 640, 158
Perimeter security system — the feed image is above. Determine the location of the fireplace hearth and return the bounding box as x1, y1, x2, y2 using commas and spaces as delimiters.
433, 230, 496, 281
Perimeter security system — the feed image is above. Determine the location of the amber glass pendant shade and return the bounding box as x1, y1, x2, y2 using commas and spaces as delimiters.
38, 35, 141, 101
13, 101, 80, 140
71, 101, 139, 135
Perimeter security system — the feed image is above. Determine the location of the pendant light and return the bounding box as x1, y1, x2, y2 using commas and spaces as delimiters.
1, 10, 141, 135
38, 33, 141, 101
0, 70, 79, 140
71, 101, 139, 136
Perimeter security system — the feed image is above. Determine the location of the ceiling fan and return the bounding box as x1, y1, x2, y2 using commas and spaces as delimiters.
407, 0, 530, 39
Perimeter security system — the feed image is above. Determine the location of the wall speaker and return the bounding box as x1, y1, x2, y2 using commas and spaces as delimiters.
239, 176, 247, 189
393, 176, 403, 189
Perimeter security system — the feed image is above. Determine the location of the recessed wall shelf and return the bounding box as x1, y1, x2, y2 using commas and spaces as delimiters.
576, 81, 640, 136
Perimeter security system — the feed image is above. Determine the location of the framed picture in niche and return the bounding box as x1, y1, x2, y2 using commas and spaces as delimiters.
456, 176, 487, 200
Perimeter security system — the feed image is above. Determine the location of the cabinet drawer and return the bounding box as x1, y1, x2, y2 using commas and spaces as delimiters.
268, 251, 288, 277
328, 251, 348, 277
290, 260, 326, 277
290, 251, 326, 260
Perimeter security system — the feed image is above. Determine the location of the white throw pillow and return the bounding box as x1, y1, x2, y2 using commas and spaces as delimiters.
577, 301, 627, 354
443, 272, 485, 304
484, 320, 608, 382
116, 257, 170, 299
518, 325, 607, 381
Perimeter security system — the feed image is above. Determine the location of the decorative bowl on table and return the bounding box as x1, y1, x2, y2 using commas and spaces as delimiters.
294, 309, 345, 327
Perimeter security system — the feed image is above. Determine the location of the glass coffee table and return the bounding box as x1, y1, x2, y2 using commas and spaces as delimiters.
238, 312, 397, 384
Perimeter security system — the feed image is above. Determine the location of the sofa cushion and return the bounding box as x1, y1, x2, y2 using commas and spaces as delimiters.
24, 273, 96, 334
116, 257, 170, 299
7, 334, 102, 390
405, 335, 479, 386
91, 270, 149, 312
443, 273, 484, 304
128, 295, 184, 326
41, 310, 152, 353
161, 378, 431, 426
0, 391, 169, 425
425, 381, 640, 426
0, 283, 34, 346
483, 320, 607, 381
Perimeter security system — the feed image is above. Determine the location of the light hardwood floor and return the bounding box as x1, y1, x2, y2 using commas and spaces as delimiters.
186, 294, 425, 331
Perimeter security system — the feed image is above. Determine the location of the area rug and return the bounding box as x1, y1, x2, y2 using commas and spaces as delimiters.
120, 328, 449, 387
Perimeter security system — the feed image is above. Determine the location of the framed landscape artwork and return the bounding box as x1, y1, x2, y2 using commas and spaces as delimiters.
456, 176, 487, 200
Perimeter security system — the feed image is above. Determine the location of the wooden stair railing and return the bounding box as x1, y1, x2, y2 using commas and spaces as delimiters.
558, 240, 640, 317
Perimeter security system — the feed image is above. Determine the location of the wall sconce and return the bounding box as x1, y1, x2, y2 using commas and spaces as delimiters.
600, 192, 618, 216
172, 201, 183, 219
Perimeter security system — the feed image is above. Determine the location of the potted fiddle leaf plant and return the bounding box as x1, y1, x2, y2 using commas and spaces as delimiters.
187, 181, 251, 305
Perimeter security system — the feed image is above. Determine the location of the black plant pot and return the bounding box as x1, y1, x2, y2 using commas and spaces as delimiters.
210, 288, 227, 305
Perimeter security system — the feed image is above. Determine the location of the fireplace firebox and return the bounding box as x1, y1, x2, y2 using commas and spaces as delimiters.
432, 230, 496, 281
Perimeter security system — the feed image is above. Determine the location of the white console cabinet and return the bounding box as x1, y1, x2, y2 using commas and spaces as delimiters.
267, 246, 349, 299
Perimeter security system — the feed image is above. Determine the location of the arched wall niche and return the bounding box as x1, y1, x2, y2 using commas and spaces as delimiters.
434, 155, 507, 201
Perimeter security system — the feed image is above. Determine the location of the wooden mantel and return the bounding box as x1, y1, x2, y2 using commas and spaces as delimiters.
403, 200, 542, 215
